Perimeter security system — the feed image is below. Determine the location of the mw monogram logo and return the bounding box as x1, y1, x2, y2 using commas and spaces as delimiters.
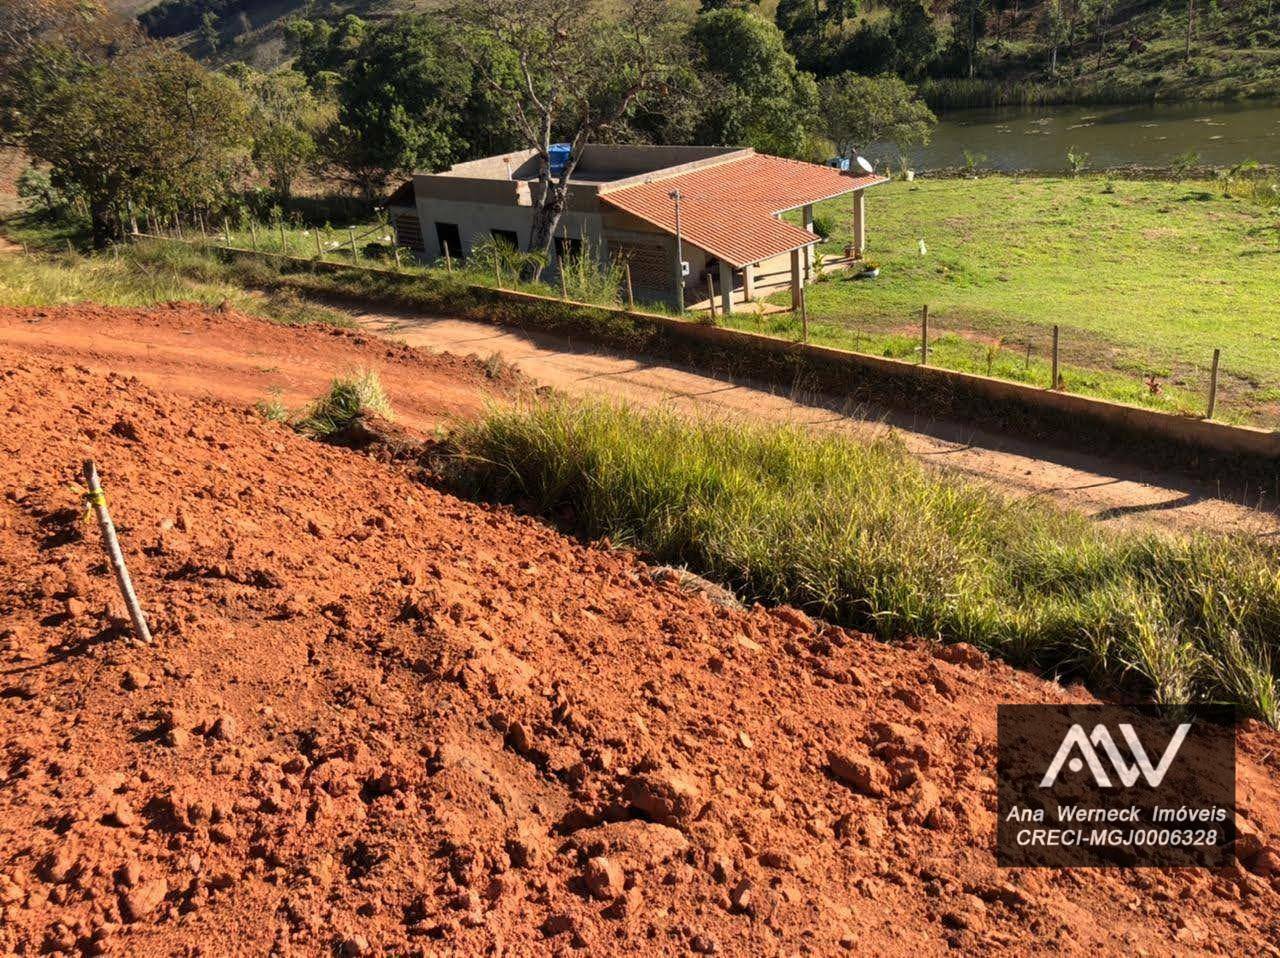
1039, 722, 1193, 788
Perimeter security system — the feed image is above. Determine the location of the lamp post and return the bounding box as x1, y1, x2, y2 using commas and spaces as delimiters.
669, 188, 684, 313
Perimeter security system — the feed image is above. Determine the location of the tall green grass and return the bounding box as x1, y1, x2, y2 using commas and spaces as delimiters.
448, 399, 1280, 722
294, 369, 394, 438
0, 240, 347, 327
919, 77, 1153, 110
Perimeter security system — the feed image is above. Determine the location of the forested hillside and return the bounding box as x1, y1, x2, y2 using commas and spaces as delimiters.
116, 0, 1280, 103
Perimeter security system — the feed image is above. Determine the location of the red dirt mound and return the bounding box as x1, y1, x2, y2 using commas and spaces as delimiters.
0, 304, 517, 433
1, 349, 1279, 957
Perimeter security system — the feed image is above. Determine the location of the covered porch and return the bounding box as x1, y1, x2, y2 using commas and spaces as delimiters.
598, 153, 880, 318
684, 187, 871, 319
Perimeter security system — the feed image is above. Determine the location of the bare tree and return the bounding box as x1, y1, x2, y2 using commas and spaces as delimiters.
452, 0, 687, 267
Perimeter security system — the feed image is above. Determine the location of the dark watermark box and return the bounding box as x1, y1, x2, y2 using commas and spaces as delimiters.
997, 704, 1235, 868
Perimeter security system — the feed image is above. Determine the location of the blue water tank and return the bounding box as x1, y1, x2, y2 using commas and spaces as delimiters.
549, 143, 571, 177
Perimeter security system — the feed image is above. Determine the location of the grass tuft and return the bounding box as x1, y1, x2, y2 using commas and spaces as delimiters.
255, 387, 289, 423
295, 370, 393, 438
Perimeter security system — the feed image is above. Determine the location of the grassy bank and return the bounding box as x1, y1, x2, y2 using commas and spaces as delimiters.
769, 175, 1280, 425
0, 239, 350, 327
447, 398, 1280, 723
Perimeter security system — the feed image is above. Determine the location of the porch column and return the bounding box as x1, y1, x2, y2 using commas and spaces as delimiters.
790, 248, 803, 310
718, 259, 733, 316
852, 190, 866, 258
742, 262, 755, 301
802, 203, 814, 280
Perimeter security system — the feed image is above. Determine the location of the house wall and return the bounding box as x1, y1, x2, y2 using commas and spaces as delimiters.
753, 250, 795, 292
412, 194, 606, 265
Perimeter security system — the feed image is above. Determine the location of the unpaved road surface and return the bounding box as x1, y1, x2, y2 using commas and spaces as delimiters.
3, 347, 1279, 955
355, 310, 1280, 536
0, 304, 514, 431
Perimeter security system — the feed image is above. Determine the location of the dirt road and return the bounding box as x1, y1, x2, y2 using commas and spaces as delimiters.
1, 300, 1273, 535
355, 310, 1280, 536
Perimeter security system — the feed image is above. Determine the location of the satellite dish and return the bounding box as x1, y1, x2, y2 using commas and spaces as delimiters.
855, 156, 874, 174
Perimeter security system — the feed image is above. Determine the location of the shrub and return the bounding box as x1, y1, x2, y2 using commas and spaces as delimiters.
16, 167, 66, 211
1066, 147, 1089, 177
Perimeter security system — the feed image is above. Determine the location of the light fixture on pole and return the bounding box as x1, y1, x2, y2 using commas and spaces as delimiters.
669, 188, 684, 313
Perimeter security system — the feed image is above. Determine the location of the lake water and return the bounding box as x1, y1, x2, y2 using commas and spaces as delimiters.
873, 101, 1280, 172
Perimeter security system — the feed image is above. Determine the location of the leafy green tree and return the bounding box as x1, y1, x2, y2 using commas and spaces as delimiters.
318, 15, 475, 197
692, 9, 819, 159
819, 73, 935, 167
0, 0, 116, 144
200, 11, 220, 54
888, 0, 940, 77
25, 43, 250, 246
775, 0, 861, 72
232, 67, 325, 201
288, 14, 521, 198
1044, 0, 1075, 75
284, 14, 367, 86
452, 0, 688, 263
949, 0, 989, 77
16, 165, 64, 209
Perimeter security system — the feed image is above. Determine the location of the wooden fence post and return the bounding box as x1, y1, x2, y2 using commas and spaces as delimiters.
920, 304, 929, 365
249, 221, 258, 251
624, 260, 634, 309
800, 286, 809, 343
444, 246, 453, 273
706, 273, 717, 322
393, 245, 402, 270
314, 230, 323, 259
348, 227, 358, 261
223, 218, 231, 246
1051, 325, 1060, 390
279, 221, 286, 253
559, 265, 568, 300
1207, 348, 1221, 419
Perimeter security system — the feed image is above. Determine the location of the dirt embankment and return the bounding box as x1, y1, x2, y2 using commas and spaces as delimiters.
0, 304, 517, 433
1, 319, 1279, 955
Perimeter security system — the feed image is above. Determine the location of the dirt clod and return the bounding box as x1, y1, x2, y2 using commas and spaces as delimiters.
583, 856, 624, 900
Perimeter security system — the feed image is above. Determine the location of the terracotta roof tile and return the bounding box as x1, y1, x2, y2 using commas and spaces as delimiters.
599, 153, 886, 268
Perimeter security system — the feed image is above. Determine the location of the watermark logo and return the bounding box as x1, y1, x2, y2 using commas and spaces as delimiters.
1039, 721, 1191, 788
998, 704, 1235, 868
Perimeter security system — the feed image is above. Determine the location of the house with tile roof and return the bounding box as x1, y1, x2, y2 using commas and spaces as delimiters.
388, 145, 887, 313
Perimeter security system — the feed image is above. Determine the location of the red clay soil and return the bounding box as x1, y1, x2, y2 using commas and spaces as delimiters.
0, 304, 514, 433
1, 348, 1279, 957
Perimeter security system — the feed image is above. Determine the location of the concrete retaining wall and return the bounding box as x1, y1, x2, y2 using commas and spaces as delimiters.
482, 287, 1280, 468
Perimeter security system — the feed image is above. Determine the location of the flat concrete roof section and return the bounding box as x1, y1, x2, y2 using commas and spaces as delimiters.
440, 145, 744, 185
